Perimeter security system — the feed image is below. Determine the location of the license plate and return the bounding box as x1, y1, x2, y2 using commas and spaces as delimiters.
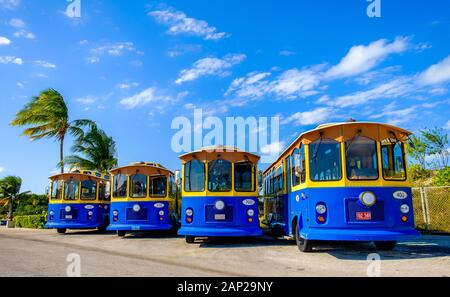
356, 212, 372, 221
131, 226, 140, 230
214, 214, 226, 220
65, 215, 72, 219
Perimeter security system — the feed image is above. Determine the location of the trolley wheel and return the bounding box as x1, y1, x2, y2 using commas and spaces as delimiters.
294, 223, 313, 252
57, 228, 67, 234
185, 236, 195, 244
117, 230, 126, 237
374, 241, 396, 251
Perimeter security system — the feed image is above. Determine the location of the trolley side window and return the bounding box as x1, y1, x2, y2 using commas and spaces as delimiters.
81, 179, 97, 200
381, 141, 406, 180
104, 181, 111, 201
130, 173, 147, 198
235, 161, 254, 192
113, 174, 128, 198
51, 180, 63, 200
64, 178, 79, 200
169, 175, 177, 199
345, 136, 378, 180
150, 176, 167, 197
309, 138, 342, 181
184, 160, 205, 192
208, 159, 232, 192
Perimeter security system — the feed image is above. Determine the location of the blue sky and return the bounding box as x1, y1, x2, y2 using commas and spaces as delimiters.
1, 0, 450, 193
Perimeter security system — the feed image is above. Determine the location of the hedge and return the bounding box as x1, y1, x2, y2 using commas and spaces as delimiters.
13, 213, 47, 229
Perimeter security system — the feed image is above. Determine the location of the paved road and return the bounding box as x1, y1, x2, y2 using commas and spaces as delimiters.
0, 228, 449, 277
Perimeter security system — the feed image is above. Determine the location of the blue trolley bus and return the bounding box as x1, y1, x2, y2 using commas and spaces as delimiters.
263, 121, 420, 252
178, 146, 262, 243
107, 162, 179, 237
45, 170, 111, 234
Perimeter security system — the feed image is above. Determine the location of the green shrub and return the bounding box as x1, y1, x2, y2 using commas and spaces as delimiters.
13, 212, 47, 229
409, 164, 431, 181
434, 167, 450, 186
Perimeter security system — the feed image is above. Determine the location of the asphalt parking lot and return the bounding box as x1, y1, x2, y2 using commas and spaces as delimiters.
0, 228, 449, 277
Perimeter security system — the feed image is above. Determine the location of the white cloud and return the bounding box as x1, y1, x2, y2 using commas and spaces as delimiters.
149, 8, 227, 40
369, 102, 416, 126
13, 30, 35, 39
327, 77, 414, 108
325, 36, 409, 79
0, 166, 4, 173
0, 0, 20, 9
279, 50, 296, 57
0, 56, 22, 65
120, 87, 178, 109
226, 66, 322, 100
117, 82, 139, 90
34, 60, 56, 68
76, 96, 96, 105
175, 54, 246, 84
260, 141, 285, 156
445, 120, 450, 130
418, 54, 450, 85
9, 18, 25, 28
17, 82, 24, 88
0, 36, 11, 46
89, 42, 137, 63
87, 56, 100, 64
282, 107, 332, 126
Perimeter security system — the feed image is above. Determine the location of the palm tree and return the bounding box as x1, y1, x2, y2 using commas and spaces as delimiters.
11, 89, 95, 173
63, 125, 118, 173
0, 176, 30, 221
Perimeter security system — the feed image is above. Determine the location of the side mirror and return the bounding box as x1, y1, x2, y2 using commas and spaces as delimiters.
45, 186, 50, 196
175, 170, 182, 186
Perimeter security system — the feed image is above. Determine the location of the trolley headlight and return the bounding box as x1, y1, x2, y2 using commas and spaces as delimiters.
315, 204, 327, 214
400, 204, 410, 214
132, 204, 141, 212
185, 208, 193, 217
247, 209, 255, 217
158, 210, 165, 216
214, 200, 225, 211
64, 206, 71, 212
49, 210, 54, 216
88, 211, 93, 216
359, 191, 376, 207
112, 210, 119, 217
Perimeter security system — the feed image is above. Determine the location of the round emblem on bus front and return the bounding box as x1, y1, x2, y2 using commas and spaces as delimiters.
393, 191, 408, 199
133, 204, 141, 212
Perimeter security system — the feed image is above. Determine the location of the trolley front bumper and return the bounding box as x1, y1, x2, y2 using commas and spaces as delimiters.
178, 226, 263, 237
300, 227, 420, 241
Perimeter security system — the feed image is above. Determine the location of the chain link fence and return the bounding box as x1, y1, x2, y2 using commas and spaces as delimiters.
412, 186, 450, 233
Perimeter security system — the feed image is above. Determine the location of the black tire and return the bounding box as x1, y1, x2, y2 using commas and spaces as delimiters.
57, 228, 66, 234
374, 241, 396, 251
294, 222, 314, 252
185, 236, 195, 244
117, 230, 126, 237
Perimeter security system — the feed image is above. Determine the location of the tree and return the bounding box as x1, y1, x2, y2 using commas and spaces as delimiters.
421, 127, 449, 169
434, 167, 450, 186
11, 89, 95, 173
0, 176, 30, 221
63, 125, 118, 173
407, 135, 428, 169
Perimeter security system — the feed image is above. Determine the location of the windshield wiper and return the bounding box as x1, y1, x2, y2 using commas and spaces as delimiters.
312, 132, 324, 161
345, 129, 362, 156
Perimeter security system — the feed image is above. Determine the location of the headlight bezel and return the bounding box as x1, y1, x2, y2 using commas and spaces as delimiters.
214, 200, 225, 211
315, 203, 327, 214
247, 209, 255, 217
185, 208, 193, 217
400, 204, 410, 214
359, 191, 377, 207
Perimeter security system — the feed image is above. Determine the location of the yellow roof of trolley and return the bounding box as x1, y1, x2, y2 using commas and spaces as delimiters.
109, 162, 174, 176
179, 145, 260, 164
264, 121, 412, 174
49, 169, 109, 181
